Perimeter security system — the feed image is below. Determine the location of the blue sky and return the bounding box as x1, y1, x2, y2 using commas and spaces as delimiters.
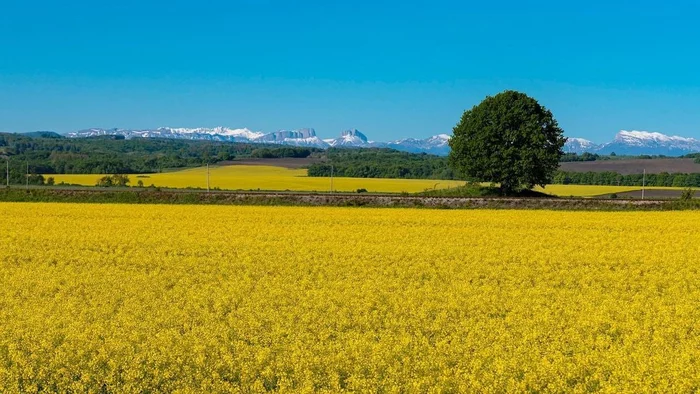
2, 0, 700, 142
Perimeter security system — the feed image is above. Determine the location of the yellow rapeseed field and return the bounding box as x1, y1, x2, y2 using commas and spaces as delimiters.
48, 165, 465, 193
1, 202, 698, 392
47, 164, 692, 197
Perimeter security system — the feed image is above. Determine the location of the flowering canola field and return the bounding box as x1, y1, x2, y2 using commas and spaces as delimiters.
48, 165, 466, 193
1, 203, 699, 392
47, 164, 691, 197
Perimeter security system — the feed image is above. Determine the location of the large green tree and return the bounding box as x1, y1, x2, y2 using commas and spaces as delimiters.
449, 90, 565, 194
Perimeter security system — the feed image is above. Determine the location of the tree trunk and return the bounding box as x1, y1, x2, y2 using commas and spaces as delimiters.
499, 179, 516, 196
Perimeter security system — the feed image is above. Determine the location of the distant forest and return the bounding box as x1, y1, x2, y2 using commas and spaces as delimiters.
307, 148, 457, 179
0, 133, 317, 185
561, 152, 700, 162
2, 132, 699, 186
307, 149, 700, 186
554, 171, 700, 187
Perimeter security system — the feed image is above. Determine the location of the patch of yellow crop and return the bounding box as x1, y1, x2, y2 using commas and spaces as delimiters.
49, 165, 464, 193
535, 184, 697, 197
534, 184, 641, 196
1, 203, 698, 392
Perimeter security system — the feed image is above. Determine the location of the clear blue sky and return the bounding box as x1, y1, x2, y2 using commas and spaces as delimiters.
2, 0, 700, 142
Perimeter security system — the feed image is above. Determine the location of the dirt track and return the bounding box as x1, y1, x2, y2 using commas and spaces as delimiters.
4, 188, 693, 210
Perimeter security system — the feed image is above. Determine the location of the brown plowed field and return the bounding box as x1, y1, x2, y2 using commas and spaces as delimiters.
559, 158, 700, 174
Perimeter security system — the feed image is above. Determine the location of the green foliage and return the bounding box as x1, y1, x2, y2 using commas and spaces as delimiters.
0, 132, 317, 177
553, 171, 700, 187
250, 147, 312, 159
27, 174, 45, 185
560, 152, 601, 162
96, 174, 130, 187
21, 131, 63, 139
307, 148, 456, 180
559, 153, 682, 162
680, 188, 695, 201
418, 183, 553, 198
449, 90, 565, 194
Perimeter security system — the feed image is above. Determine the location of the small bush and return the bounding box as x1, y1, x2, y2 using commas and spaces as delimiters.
680, 188, 695, 201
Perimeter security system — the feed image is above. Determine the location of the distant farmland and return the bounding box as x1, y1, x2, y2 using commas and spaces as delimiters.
559, 158, 700, 175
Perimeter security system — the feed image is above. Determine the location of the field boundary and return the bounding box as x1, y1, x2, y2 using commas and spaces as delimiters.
2, 188, 698, 210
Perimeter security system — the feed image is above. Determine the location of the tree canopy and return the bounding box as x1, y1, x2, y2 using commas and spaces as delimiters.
448, 90, 565, 194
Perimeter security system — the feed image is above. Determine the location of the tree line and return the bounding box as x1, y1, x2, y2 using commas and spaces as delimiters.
0, 133, 317, 185
560, 152, 700, 162
553, 171, 700, 187
307, 147, 700, 183
307, 148, 458, 179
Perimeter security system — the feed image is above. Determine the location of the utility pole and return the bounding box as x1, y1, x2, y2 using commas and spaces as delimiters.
206, 163, 210, 193
5, 159, 8, 187
330, 165, 334, 193
641, 169, 646, 200
25, 161, 29, 190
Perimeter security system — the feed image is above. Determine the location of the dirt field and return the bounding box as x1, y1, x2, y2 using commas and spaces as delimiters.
218, 157, 322, 168
559, 158, 700, 174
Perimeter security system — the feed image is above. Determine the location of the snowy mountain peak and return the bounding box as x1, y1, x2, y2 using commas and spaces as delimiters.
614, 130, 698, 145
160, 127, 266, 140
566, 137, 594, 145
564, 137, 599, 154
565, 130, 700, 155
385, 134, 451, 155
426, 134, 451, 145
340, 129, 368, 142
329, 129, 370, 147
65, 126, 452, 155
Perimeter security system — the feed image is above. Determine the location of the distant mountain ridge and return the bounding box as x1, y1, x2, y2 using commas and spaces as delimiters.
565, 130, 700, 156
30, 127, 700, 157
65, 127, 452, 155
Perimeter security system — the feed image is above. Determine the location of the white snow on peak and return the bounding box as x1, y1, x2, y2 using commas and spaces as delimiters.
426, 134, 450, 145
567, 137, 593, 143
616, 130, 698, 144
161, 127, 266, 140
565, 137, 596, 147
563, 137, 601, 154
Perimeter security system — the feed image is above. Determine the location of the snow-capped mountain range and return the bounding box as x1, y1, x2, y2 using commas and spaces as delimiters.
66, 127, 452, 155
564, 130, 700, 156
63, 127, 699, 156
